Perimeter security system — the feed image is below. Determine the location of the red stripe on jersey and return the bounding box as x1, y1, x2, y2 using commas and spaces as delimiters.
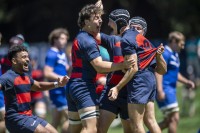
18, 109, 32, 116
109, 75, 124, 85
113, 56, 124, 63
139, 48, 157, 59
72, 39, 82, 67
139, 49, 157, 69
115, 42, 121, 47
14, 76, 30, 86
31, 91, 43, 100
136, 34, 148, 47
72, 58, 82, 67
17, 92, 31, 104
71, 72, 82, 78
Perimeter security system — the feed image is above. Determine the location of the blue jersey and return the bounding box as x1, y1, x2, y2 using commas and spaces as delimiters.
100, 33, 127, 98
70, 30, 101, 82
0, 70, 34, 121
45, 47, 67, 77
121, 28, 157, 70
162, 45, 180, 88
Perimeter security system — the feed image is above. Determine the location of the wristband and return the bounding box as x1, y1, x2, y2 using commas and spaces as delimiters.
54, 82, 59, 88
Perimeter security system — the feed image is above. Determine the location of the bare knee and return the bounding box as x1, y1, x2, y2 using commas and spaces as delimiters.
169, 113, 179, 125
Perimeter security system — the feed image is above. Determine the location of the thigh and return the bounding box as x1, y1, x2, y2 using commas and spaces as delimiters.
68, 111, 82, 133
144, 101, 156, 122
78, 106, 99, 128
128, 103, 145, 123
98, 109, 116, 133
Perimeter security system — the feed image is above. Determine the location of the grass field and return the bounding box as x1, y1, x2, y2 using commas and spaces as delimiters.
108, 86, 200, 133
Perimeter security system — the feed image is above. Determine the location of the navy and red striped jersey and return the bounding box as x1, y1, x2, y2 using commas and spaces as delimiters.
121, 28, 157, 70
0, 69, 34, 120
70, 31, 101, 82
99, 33, 127, 97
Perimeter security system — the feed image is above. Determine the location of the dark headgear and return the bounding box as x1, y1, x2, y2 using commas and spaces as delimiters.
9, 34, 25, 46
109, 9, 130, 34
129, 16, 147, 35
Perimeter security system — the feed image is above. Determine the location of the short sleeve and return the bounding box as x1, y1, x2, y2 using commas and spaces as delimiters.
84, 41, 101, 62
121, 38, 136, 55
45, 51, 57, 68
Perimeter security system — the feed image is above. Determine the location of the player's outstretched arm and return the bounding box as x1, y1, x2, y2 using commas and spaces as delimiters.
90, 56, 134, 74
31, 75, 70, 91
108, 54, 138, 101
155, 43, 167, 75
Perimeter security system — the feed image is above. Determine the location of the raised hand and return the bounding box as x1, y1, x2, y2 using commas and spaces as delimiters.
95, 0, 103, 10
157, 43, 165, 55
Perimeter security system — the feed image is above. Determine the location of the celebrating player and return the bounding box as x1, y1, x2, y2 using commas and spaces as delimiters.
66, 4, 134, 133
0, 45, 69, 133
108, 9, 166, 133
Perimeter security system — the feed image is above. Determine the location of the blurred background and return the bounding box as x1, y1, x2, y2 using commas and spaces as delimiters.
0, 0, 199, 133
0, 0, 200, 42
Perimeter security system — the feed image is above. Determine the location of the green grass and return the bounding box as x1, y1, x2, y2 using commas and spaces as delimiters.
108, 86, 200, 133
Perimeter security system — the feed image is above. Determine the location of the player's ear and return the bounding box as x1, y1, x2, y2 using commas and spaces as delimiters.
85, 19, 90, 26
11, 57, 17, 65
